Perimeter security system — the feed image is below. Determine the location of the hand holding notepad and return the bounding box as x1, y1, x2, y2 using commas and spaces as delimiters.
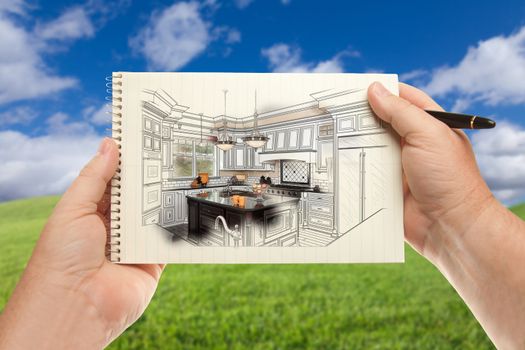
2, 80, 524, 349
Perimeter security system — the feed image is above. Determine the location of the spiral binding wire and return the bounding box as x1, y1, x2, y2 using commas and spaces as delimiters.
107, 73, 123, 262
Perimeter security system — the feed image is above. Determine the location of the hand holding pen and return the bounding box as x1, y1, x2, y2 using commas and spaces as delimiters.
368, 81, 524, 349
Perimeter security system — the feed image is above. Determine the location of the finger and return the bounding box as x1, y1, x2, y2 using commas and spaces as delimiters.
399, 83, 444, 111
58, 138, 119, 215
368, 82, 446, 138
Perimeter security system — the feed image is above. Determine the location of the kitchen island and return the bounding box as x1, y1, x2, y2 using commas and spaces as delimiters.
187, 191, 300, 247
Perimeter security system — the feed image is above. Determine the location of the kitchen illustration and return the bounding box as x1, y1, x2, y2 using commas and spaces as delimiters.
141, 86, 389, 248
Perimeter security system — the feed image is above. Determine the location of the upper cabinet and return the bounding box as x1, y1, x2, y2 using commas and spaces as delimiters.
260, 124, 316, 154
336, 113, 382, 135
317, 140, 333, 173
299, 126, 314, 149
318, 122, 334, 138
275, 130, 286, 150
287, 129, 299, 150
144, 117, 161, 136
143, 115, 162, 154
263, 131, 275, 152
235, 147, 245, 168
220, 143, 270, 171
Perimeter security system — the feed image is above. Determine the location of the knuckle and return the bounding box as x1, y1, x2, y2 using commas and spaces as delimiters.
78, 162, 107, 188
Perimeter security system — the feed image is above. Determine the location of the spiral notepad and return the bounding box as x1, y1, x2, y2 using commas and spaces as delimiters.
107, 72, 404, 264
109, 73, 123, 262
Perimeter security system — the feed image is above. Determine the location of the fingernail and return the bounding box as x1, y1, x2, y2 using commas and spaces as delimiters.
371, 82, 391, 98
98, 137, 111, 155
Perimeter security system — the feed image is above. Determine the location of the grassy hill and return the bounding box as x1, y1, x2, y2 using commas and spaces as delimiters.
3, 196, 522, 349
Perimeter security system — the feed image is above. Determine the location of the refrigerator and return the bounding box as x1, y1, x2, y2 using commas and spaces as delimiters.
338, 145, 387, 234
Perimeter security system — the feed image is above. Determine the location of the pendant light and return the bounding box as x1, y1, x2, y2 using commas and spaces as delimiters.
242, 90, 268, 148
215, 90, 236, 151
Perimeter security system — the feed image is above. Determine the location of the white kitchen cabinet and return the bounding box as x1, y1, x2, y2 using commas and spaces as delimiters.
163, 207, 175, 226
287, 129, 299, 150
299, 126, 314, 149
276, 131, 286, 150
161, 190, 187, 226
259, 125, 316, 153
337, 116, 356, 133
174, 191, 186, 223
264, 131, 275, 152
143, 158, 161, 184
304, 192, 334, 234
358, 113, 381, 130
143, 183, 161, 213
163, 191, 175, 207
253, 149, 263, 169
153, 138, 161, 151
235, 147, 245, 168
318, 122, 334, 137
162, 125, 171, 139
316, 139, 333, 173
143, 135, 153, 150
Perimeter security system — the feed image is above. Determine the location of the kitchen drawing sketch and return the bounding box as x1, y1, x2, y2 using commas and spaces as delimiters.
140, 86, 390, 248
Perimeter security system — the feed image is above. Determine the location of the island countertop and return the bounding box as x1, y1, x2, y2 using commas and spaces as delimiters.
186, 192, 299, 212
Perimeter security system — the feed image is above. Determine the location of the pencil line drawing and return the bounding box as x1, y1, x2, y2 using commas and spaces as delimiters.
139, 87, 390, 248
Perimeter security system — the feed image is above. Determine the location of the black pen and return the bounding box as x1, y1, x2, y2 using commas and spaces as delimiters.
424, 110, 496, 129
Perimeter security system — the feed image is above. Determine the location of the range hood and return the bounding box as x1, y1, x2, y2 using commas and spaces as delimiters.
259, 151, 317, 163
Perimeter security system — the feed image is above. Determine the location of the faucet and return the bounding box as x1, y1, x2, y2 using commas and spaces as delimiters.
226, 177, 234, 195
214, 215, 241, 247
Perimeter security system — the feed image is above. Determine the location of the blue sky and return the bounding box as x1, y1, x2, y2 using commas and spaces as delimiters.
1, 0, 525, 203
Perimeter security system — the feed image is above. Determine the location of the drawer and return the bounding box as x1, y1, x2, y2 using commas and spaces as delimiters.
305, 192, 333, 202
200, 204, 224, 217
307, 202, 333, 216
162, 192, 175, 207
308, 215, 333, 228
143, 210, 160, 225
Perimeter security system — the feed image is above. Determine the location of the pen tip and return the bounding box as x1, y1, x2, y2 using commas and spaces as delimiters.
488, 120, 496, 128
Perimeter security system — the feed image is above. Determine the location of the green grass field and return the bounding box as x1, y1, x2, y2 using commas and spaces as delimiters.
2, 196, 522, 349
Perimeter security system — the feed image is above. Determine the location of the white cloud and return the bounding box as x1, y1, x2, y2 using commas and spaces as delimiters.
399, 69, 427, 82
261, 43, 354, 73
46, 112, 97, 135
471, 121, 525, 204
130, 2, 210, 71
404, 27, 525, 108
0, 106, 38, 126
35, 6, 95, 41
0, 129, 101, 201
85, 103, 110, 125
0, 0, 27, 15
234, 0, 254, 9
226, 28, 241, 44
0, 1, 124, 105
130, 1, 240, 71
0, 13, 77, 104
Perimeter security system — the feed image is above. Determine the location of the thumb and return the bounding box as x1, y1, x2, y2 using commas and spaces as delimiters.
57, 138, 119, 216
367, 82, 447, 139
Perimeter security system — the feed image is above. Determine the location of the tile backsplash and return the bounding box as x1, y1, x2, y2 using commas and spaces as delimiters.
162, 162, 281, 190
281, 161, 309, 184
